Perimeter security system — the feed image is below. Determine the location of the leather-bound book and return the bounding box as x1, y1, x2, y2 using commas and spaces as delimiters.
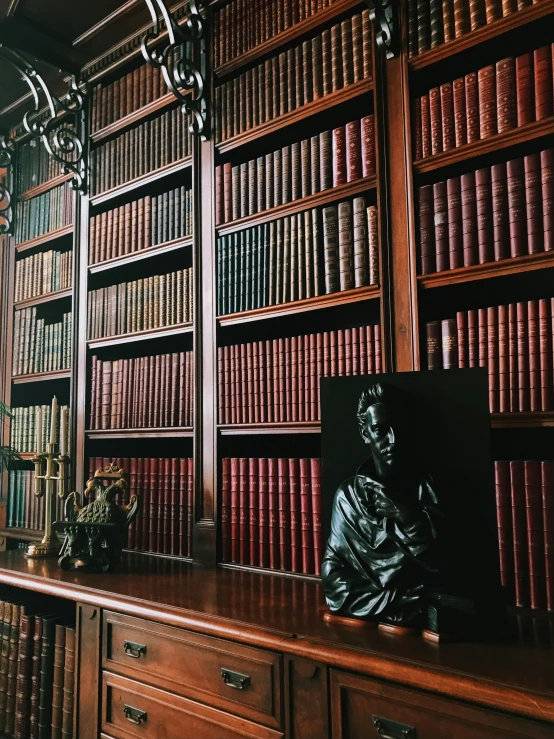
484, 0, 501, 22
332, 126, 347, 187
330, 23, 343, 92
341, 19, 354, 87
429, 0, 444, 47
362, 9, 373, 80
367, 206, 379, 286
353, 197, 368, 287
5, 602, 20, 735
231, 165, 240, 222
311, 459, 323, 576
440, 82, 455, 151
238, 457, 250, 565
61, 627, 75, 739
29, 611, 45, 739
299, 458, 314, 574
291, 142, 301, 202
51, 624, 66, 739
467, 309, 478, 368
417, 0, 431, 53
465, 72, 479, 143
162, 457, 172, 554
361, 115, 376, 176
442, 0, 455, 41
319, 131, 332, 191
468, 0, 483, 30
507, 157, 527, 257
541, 461, 554, 610
352, 13, 364, 82
528, 300, 541, 413
421, 94, 431, 159
419, 184, 435, 274
321, 29, 332, 96
441, 318, 458, 368
542, 148, 554, 253
408, 0, 418, 56
478, 65, 497, 139
524, 153, 543, 254
148, 457, 159, 553
338, 200, 354, 291
495, 462, 514, 593
496, 57, 516, 133
346, 120, 362, 182
454, 0, 468, 36
491, 162, 510, 260
323, 205, 340, 293
258, 458, 269, 568
268, 458, 279, 569
539, 299, 553, 411
510, 461, 529, 608
248, 458, 259, 568
478, 308, 488, 377
14, 610, 33, 739
498, 304, 509, 413
516, 52, 534, 127
476, 167, 493, 264
447, 176, 463, 269
461, 172, 478, 266
509, 305, 519, 411
289, 458, 301, 573
517, 301, 530, 412
456, 311, 468, 367
501, 0, 516, 15
312, 36, 323, 99
300, 139, 311, 199
414, 99, 423, 161
38, 614, 60, 739
487, 306, 499, 412
429, 87, 443, 156
426, 321, 442, 369
277, 458, 291, 571
170, 458, 178, 556
310, 136, 320, 196
433, 181, 449, 271
230, 458, 239, 563
534, 46, 553, 120
525, 460, 545, 609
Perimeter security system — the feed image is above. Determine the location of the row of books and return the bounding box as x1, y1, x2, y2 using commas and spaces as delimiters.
87, 268, 193, 340
12, 309, 72, 377
14, 183, 74, 246
217, 324, 381, 425
214, 13, 373, 144
89, 352, 194, 430
426, 299, 554, 413
88, 457, 194, 557
215, 115, 376, 225
16, 131, 73, 195
418, 148, 554, 274
214, 0, 343, 67
495, 460, 554, 612
7, 469, 65, 531
9, 404, 70, 456
217, 200, 379, 317
88, 186, 193, 265
221, 457, 323, 575
0, 597, 75, 739
407, 0, 542, 57
91, 109, 193, 195
413, 47, 554, 160
14, 250, 72, 303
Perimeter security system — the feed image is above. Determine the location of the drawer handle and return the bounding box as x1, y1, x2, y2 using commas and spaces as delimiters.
124, 705, 147, 726
221, 668, 251, 690
124, 641, 147, 659
373, 716, 416, 739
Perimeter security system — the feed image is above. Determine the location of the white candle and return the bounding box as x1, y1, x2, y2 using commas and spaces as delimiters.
60, 406, 68, 457
50, 396, 58, 446
36, 408, 42, 454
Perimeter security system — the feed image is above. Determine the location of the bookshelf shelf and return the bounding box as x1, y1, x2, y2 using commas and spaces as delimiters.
219, 561, 320, 581
218, 285, 380, 326
409, 0, 554, 71
491, 412, 554, 429
218, 422, 321, 435
418, 252, 554, 289
89, 156, 193, 207
217, 176, 378, 236
15, 225, 74, 254
216, 78, 374, 154
14, 288, 72, 310
12, 369, 71, 384
17, 173, 73, 203
413, 117, 554, 176
86, 428, 194, 439
16, 453, 36, 461
91, 93, 176, 143
89, 236, 193, 274
0, 527, 43, 542
214, 0, 364, 78
87, 323, 193, 350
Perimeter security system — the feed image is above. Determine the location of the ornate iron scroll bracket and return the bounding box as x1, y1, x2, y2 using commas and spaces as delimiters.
0, 45, 88, 192
365, 0, 395, 59
141, 0, 207, 139
0, 135, 15, 234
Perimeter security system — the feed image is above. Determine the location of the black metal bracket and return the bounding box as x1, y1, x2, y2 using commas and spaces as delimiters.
0, 135, 15, 234
365, 0, 395, 59
141, 0, 207, 139
0, 45, 88, 192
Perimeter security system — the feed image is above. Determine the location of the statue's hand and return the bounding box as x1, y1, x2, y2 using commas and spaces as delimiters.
373, 489, 417, 526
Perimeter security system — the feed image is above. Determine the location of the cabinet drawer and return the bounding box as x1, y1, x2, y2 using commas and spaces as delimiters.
102, 672, 283, 739
330, 670, 554, 739
103, 611, 282, 729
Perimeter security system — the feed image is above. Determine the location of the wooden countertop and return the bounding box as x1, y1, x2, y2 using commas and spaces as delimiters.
0, 550, 553, 725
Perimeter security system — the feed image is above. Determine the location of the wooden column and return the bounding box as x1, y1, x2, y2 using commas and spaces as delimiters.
74, 602, 101, 739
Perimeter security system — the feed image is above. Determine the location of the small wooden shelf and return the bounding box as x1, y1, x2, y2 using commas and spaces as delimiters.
14, 288, 72, 310
418, 251, 554, 288
409, 0, 554, 71
89, 236, 193, 274
91, 93, 176, 143
15, 225, 74, 254
219, 562, 320, 582
0, 527, 43, 542
86, 428, 193, 439
216, 78, 373, 154
15, 453, 36, 461
87, 323, 193, 350
217, 176, 377, 236
414, 117, 554, 175
18, 173, 73, 203
12, 369, 71, 384
491, 412, 554, 428
90, 156, 193, 207
215, 0, 363, 78
219, 422, 321, 435
218, 285, 379, 326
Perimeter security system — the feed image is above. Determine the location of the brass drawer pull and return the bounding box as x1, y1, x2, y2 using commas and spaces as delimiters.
124, 641, 147, 659
221, 668, 251, 690
373, 716, 416, 739
124, 704, 147, 726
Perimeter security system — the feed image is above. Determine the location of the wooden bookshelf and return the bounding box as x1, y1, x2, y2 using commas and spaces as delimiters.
219, 561, 320, 581
87, 323, 193, 350
91, 92, 176, 143
0, 527, 43, 542
17, 173, 73, 203
491, 412, 554, 429
218, 422, 321, 436
418, 252, 554, 288
12, 370, 71, 385
86, 428, 194, 439
15, 225, 74, 254
14, 288, 72, 310
89, 236, 192, 274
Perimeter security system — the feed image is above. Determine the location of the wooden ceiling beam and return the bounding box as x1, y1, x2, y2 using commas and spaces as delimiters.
0, 17, 82, 73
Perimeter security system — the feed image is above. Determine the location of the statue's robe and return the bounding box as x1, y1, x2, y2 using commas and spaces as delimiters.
322, 459, 442, 625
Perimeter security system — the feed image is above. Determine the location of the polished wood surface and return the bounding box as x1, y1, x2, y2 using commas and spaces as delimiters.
89, 236, 192, 275
15, 224, 73, 253
14, 287, 72, 310
87, 322, 193, 350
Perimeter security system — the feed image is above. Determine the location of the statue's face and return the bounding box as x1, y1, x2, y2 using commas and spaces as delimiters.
361, 402, 404, 478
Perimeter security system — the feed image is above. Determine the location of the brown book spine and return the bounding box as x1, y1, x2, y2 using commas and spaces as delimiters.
440, 82, 455, 151
14, 612, 33, 739
510, 461, 529, 607
248, 458, 259, 567
491, 162, 510, 261
534, 46, 553, 120
465, 72, 480, 144
311, 458, 322, 576
419, 184, 435, 274
453, 77, 467, 148
421, 94, 431, 159
345, 120, 362, 182
528, 299, 541, 413
476, 167, 493, 264
447, 176, 463, 269
525, 460, 545, 609
507, 157, 527, 257
258, 457, 269, 568
524, 153, 543, 254
61, 627, 75, 739
429, 87, 443, 156
498, 304, 509, 413
541, 461, 554, 610
543, 148, 554, 253
441, 318, 458, 369
495, 461, 514, 594
517, 301, 530, 412
461, 172, 478, 266
51, 624, 66, 739
433, 181, 449, 272
496, 57, 516, 134
478, 65, 497, 139
426, 321, 443, 370
487, 305, 499, 412
516, 52, 534, 127
332, 126, 346, 187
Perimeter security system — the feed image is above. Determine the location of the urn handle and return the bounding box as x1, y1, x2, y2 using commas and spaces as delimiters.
372, 715, 416, 739
124, 704, 147, 726
124, 640, 147, 659
221, 668, 251, 690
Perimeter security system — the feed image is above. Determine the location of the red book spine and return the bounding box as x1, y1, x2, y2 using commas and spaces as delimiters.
461, 172, 478, 267
433, 180, 448, 272
465, 72, 479, 144
238, 457, 249, 565
419, 184, 435, 274
149, 457, 158, 552
299, 457, 314, 575
516, 52, 534, 127
187, 457, 193, 557
278, 458, 291, 571
534, 46, 553, 120
510, 460, 529, 607
221, 457, 231, 561
487, 306, 498, 412
421, 94, 431, 159
447, 176, 463, 270
524, 153, 543, 254
311, 458, 323, 576
525, 460, 545, 610
541, 461, 554, 611
456, 311, 468, 368
539, 298, 553, 411
440, 82, 455, 151
528, 299, 541, 413
141, 458, 150, 551
466, 309, 476, 369
508, 303, 519, 412
360, 115, 376, 177
476, 167, 493, 264
498, 305, 509, 413
507, 158, 526, 258
268, 458, 279, 569
258, 458, 269, 568
478, 65, 497, 139
495, 461, 514, 593
162, 458, 171, 555
332, 126, 346, 187
134, 457, 143, 551
248, 458, 259, 567
496, 57, 516, 134
345, 120, 362, 182
230, 457, 239, 563
289, 458, 301, 573
429, 87, 442, 156
517, 301, 530, 412
453, 77, 467, 148
542, 148, 554, 253
170, 457, 178, 556
491, 162, 509, 261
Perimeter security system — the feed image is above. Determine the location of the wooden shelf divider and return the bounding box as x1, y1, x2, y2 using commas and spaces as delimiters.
86, 428, 194, 439
90, 93, 176, 143
0, 528, 43, 542
15, 225, 74, 254
14, 288, 72, 310
89, 235, 192, 274
17, 173, 73, 203
491, 412, 554, 428
219, 561, 320, 581
87, 323, 193, 350
218, 422, 321, 435
12, 369, 71, 385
